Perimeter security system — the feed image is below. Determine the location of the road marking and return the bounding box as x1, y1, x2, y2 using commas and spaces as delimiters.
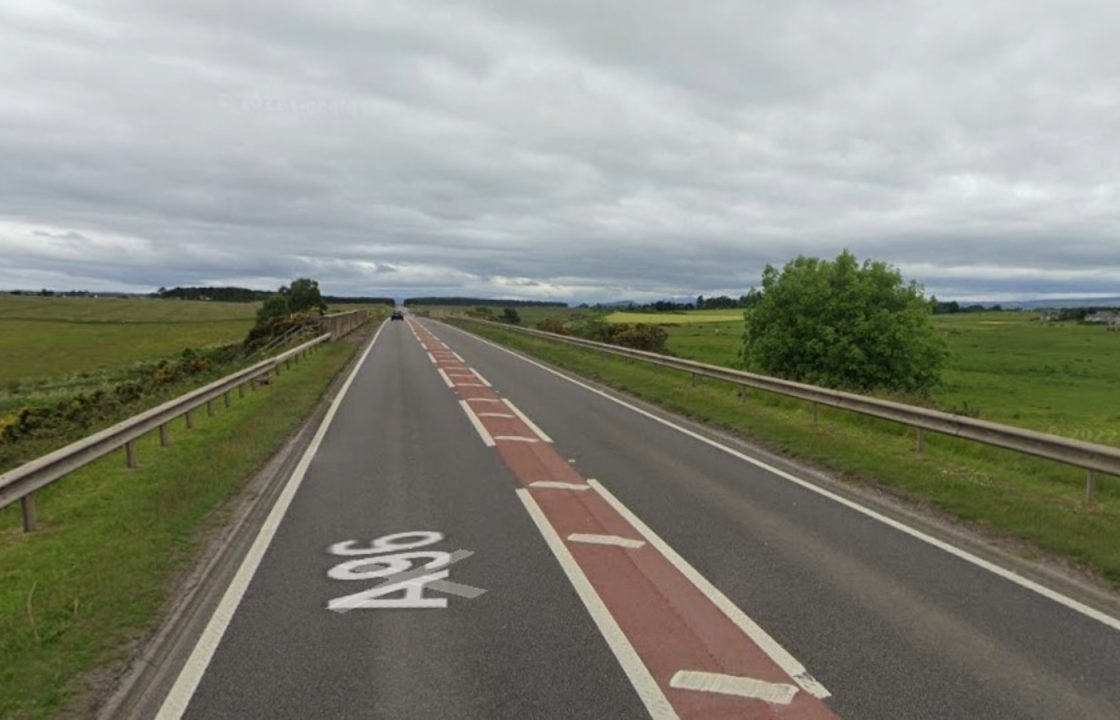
155, 320, 389, 720
568, 533, 646, 549
459, 400, 496, 447
465, 397, 503, 403
476, 412, 515, 418
453, 351, 465, 362
589, 479, 830, 698
436, 368, 455, 388
452, 382, 487, 388
470, 369, 492, 387
530, 481, 590, 491
670, 671, 799, 705
452, 324, 1120, 637
503, 399, 553, 442
492, 435, 539, 443
427, 353, 437, 365
516, 489, 678, 720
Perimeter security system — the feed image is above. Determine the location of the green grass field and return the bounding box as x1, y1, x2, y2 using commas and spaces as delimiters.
658, 311, 1120, 447
0, 296, 257, 388
604, 309, 745, 325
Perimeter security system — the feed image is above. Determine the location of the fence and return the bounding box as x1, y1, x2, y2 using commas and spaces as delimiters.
0, 334, 332, 532
458, 319, 1120, 500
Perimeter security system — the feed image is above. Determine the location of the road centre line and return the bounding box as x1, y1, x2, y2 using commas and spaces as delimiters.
516, 489, 678, 720
568, 533, 646, 549
588, 480, 830, 699
458, 400, 496, 447
670, 671, 799, 705
503, 399, 553, 443
451, 323, 1120, 637
155, 321, 389, 720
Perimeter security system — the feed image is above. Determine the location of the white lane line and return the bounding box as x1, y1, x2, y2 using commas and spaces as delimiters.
503, 399, 553, 443
459, 400, 496, 447
516, 489, 678, 720
569, 533, 646, 550
454, 323, 1120, 637
427, 353, 437, 365
453, 352, 465, 362
439, 342, 449, 349
155, 321, 389, 720
470, 369, 492, 387
530, 481, 590, 491
476, 412, 515, 418
670, 671, 798, 705
589, 479, 830, 698
436, 368, 455, 388
493, 435, 540, 443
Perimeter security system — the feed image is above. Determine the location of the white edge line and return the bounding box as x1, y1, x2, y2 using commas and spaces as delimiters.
503, 399, 554, 443
568, 533, 646, 549
454, 324, 1120, 636
589, 479, 830, 699
470, 369, 493, 387
155, 321, 388, 720
459, 399, 496, 447
515, 489, 678, 720
436, 368, 455, 388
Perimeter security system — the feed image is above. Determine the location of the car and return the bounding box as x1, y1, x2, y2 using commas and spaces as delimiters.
390, 309, 404, 321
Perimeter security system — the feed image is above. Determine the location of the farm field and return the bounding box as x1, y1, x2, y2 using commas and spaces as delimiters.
0, 295, 257, 388
659, 310, 1120, 446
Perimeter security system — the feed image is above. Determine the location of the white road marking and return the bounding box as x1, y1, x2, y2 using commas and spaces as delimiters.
427, 353, 437, 365
530, 481, 590, 491
452, 352, 464, 362
454, 324, 1120, 637
436, 368, 455, 388
516, 489, 678, 720
670, 671, 798, 705
452, 382, 487, 388
459, 400, 496, 447
465, 397, 502, 403
503, 399, 553, 443
589, 479, 829, 698
154, 321, 389, 720
568, 533, 646, 549
476, 412, 515, 418
470, 369, 492, 387
492, 435, 539, 443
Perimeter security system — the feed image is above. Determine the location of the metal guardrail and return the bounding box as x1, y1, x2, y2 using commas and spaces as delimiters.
0, 333, 333, 532
458, 319, 1119, 499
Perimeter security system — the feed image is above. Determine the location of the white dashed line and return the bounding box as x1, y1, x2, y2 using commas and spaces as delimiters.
503, 399, 553, 443
459, 400, 495, 447
568, 533, 646, 549
436, 368, 455, 388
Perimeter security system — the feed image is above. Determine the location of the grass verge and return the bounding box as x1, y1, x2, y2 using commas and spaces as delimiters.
452, 319, 1120, 586
0, 337, 359, 719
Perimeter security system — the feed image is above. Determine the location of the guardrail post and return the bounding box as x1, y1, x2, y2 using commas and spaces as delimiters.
185, 410, 194, 429
238, 383, 246, 398
690, 373, 697, 388
285, 358, 292, 370
223, 391, 231, 408
21, 494, 37, 532
1086, 470, 1098, 503
125, 441, 137, 468
159, 424, 169, 447
206, 400, 214, 417
916, 428, 925, 453
812, 402, 819, 425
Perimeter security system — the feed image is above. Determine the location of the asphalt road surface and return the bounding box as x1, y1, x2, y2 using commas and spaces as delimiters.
150, 316, 1120, 719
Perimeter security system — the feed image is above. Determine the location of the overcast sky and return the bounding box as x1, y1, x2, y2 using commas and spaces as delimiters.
2, 0, 1118, 303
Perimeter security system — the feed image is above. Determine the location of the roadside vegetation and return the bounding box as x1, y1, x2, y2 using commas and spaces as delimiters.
0, 337, 360, 718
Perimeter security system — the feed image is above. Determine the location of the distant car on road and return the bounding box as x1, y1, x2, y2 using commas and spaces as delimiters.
391, 309, 404, 321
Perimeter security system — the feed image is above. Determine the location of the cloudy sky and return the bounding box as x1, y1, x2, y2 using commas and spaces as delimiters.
2, 0, 1119, 303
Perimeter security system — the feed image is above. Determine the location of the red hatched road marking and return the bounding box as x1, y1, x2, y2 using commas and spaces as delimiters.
407, 320, 837, 719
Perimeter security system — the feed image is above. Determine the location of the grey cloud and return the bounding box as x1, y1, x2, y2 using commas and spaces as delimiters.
1, 0, 1118, 302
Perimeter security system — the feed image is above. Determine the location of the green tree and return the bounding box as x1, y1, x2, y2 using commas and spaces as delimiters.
501, 307, 521, 324
743, 251, 947, 393
287, 278, 327, 315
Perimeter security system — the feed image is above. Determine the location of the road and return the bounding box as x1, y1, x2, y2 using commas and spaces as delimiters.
148, 316, 1120, 719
